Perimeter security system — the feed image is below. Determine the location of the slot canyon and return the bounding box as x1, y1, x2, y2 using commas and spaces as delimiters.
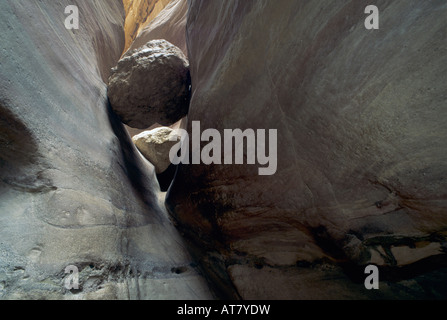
0, 0, 446, 300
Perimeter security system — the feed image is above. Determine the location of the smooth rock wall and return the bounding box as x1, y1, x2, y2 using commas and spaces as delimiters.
167, 0, 447, 299
0, 0, 213, 299
127, 0, 188, 55
122, 0, 171, 52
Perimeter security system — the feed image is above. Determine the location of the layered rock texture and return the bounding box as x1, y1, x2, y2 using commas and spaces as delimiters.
166, 0, 447, 299
1, 0, 446, 301
128, 0, 188, 55
0, 0, 212, 299
108, 39, 191, 129
122, 0, 172, 52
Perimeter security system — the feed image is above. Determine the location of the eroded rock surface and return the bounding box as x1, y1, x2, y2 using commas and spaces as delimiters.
128, 0, 188, 56
132, 127, 180, 174
108, 39, 191, 129
0, 0, 213, 300
122, 0, 172, 52
166, 0, 447, 299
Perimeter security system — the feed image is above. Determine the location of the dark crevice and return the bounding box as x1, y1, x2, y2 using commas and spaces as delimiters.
310, 225, 349, 261
0, 104, 39, 168
309, 225, 447, 289
156, 163, 178, 192
105, 99, 159, 213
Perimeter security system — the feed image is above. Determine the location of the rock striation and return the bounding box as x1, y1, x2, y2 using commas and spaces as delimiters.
108, 39, 191, 129
166, 0, 447, 299
122, 0, 172, 52
127, 0, 188, 56
2, 0, 446, 301
0, 0, 213, 300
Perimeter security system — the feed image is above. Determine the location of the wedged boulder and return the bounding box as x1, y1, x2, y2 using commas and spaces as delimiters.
132, 127, 180, 174
108, 40, 191, 129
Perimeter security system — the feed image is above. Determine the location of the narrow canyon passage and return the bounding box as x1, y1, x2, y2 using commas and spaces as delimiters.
0, 0, 446, 301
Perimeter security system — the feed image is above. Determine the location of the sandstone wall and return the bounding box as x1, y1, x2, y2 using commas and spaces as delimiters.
127, 0, 188, 56
122, 0, 172, 52
167, 0, 447, 299
0, 0, 213, 299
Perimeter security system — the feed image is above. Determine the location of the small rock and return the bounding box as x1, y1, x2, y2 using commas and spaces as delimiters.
108, 40, 191, 129
132, 127, 181, 174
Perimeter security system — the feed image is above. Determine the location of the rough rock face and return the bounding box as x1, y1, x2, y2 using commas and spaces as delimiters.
132, 127, 180, 174
127, 0, 188, 56
108, 40, 191, 129
167, 0, 447, 299
0, 0, 213, 299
